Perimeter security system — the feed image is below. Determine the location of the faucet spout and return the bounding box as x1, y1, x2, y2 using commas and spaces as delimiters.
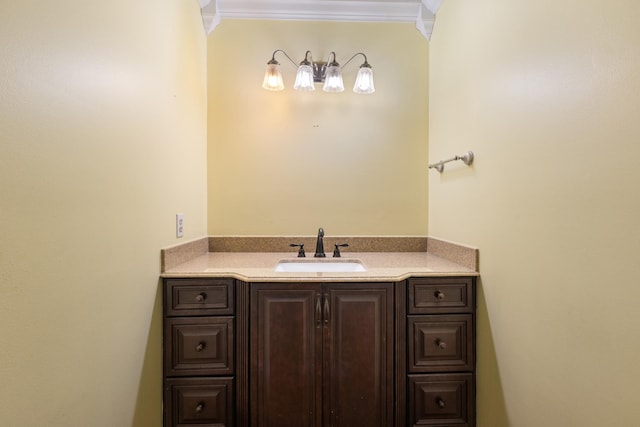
314, 227, 326, 258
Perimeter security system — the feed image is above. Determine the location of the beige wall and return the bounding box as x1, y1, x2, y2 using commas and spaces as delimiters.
207, 20, 429, 235
429, 1, 640, 426
6, 1, 638, 425
0, 1, 207, 426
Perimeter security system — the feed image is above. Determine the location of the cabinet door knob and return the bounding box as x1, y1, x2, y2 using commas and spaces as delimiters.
195, 342, 206, 352
195, 293, 207, 302
195, 402, 205, 413
436, 398, 446, 408
434, 290, 445, 301
436, 339, 447, 350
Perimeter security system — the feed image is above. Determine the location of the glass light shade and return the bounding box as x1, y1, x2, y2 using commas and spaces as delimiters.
262, 63, 284, 91
353, 66, 375, 94
293, 64, 315, 91
322, 65, 344, 92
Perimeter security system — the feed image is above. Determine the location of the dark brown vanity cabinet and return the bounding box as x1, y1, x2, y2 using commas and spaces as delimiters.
406, 277, 476, 427
249, 282, 395, 427
162, 275, 477, 427
163, 278, 237, 427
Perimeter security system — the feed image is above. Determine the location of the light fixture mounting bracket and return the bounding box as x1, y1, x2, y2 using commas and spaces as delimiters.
312, 62, 327, 83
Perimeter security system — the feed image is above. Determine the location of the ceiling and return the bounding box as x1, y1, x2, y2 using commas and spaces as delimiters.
198, 0, 444, 40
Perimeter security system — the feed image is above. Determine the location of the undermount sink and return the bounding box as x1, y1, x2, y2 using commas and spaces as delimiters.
274, 259, 367, 273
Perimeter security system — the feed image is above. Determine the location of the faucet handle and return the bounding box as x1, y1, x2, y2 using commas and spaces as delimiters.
290, 243, 306, 258
333, 243, 349, 258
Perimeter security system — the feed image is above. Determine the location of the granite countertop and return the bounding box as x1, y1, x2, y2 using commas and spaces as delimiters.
160, 236, 479, 282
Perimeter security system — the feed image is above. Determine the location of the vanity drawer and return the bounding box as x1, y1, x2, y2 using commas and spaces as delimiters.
408, 277, 474, 314
164, 377, 234, 427
408, 373, 475, 427
164, 317, 234, 376
165, 278, 234, 316
408, 314, 474, 373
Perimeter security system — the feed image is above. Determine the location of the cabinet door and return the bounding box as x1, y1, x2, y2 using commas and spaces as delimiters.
164, 377, 234, 427
164, 316, 234, 377
250, 283, 323, 427
324, 283, 394, 427
408, 314, 474, 373
408, 373, 475, 427
165, 278, 234, 316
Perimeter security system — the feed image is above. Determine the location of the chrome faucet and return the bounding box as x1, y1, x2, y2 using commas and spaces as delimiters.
314, 227, 326, 258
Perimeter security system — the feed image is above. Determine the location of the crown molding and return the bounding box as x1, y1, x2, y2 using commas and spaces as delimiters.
199, 0, 442, 40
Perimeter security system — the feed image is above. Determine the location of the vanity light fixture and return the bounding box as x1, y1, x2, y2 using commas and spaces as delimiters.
262, 50, 375, 94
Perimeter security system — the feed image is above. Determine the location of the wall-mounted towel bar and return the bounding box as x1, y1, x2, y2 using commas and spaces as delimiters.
428, 150, 474, 173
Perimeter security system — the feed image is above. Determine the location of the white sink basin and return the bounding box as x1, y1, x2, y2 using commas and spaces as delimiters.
274, 259, 367, 273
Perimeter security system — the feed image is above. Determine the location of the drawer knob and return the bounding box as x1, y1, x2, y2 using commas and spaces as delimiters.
195, 402, 205, 413
434, 290, 445, 300
195, 293, 207, 302
436, 339, 447, 350
436, 398, 446, 408
195, 342, 206, 352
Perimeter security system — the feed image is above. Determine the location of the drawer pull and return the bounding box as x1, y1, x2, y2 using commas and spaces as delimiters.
195, 293, 207, 303
323, 294, 330, 326
436, 397, 446, 408
434, 290, 445, 301
436, 339, 447, 350
195, 342, 206, 352
195, 401, 205, 413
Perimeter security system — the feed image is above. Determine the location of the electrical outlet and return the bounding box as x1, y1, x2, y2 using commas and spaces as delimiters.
176, 213, 184, 238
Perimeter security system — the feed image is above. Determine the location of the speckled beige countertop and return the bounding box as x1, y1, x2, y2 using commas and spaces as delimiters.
160, 236, 479, 282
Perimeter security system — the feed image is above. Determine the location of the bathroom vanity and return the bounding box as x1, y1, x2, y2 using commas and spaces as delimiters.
161, 236, 478, 427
